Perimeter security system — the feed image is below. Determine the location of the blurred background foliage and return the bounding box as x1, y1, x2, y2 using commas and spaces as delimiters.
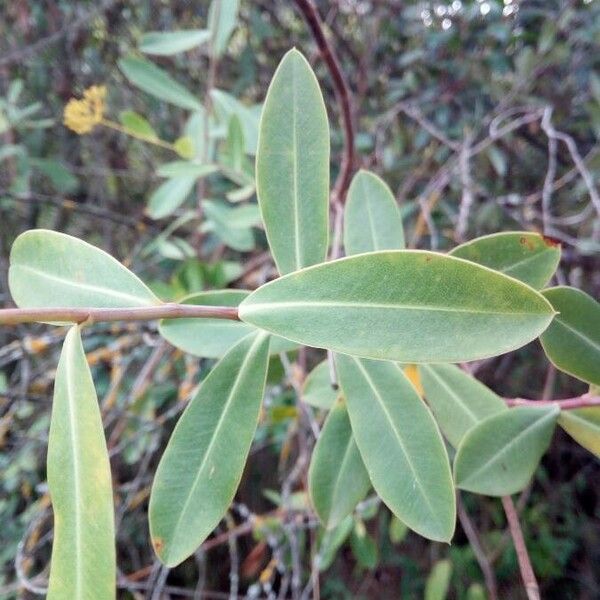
0, 0, 599, 598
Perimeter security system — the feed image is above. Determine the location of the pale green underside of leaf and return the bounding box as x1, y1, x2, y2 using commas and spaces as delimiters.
558, 408, 600, 458
139, 30, 211, 56
158, 289, 296, 358
256, 48, 330, 275
239, 251, 555, 363
454, 405, 559, 496
302, 360, 338, 410
540, 286, 600, 386
207, 0, 239, 57
335, 354, 456, 542
419, 364, 507, 448
149, 331, 270, 567
308, 399, 371, 529
118, 56, 202, 111
450, 231, 561, 289
47, 326, 115, 599
344, 170, 405, 255
9, 230, 159, 312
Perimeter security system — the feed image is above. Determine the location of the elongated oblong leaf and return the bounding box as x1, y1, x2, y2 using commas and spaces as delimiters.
239, 251, 555, 363
139, 30, 211, 55
9, 229, 159, 310
558, 408, 600, 457
344, 170, 404, 255
119, 56, 202, 111
159, 290, 295, 358
335, 355, 456, 542
149, 332, 270, 566
540, 287, 600, 386
207, 0, 239, 57
419, 364, 507, 448
47, 326, 115, 599
256, 49, 330, 275
454, 405, 559, 496
450, 231, 561, 289
308, 398, 370, 529
302, 360, 338, 410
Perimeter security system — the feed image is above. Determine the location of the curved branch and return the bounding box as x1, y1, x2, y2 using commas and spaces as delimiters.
294, 0, 355, 205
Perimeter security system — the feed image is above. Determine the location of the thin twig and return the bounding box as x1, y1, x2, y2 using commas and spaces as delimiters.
501, 496, 540, 600
505, 395, 600, 410
0, 303, 240, 326
294, 0, 355, 205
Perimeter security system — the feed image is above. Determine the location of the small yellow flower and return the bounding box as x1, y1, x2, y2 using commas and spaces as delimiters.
63, 85, 107, 134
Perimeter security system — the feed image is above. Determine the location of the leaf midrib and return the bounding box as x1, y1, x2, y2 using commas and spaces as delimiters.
553, 318, 600, 354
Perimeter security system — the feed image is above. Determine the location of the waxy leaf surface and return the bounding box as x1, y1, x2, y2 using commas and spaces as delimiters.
239, 251, 555, 363
344, 170, 404, 255
47, 326, 115, 599
335, 355, 456, 542
256, 49, 329, 275
540, 287, 600, 386
450, 231, 560, 289
149, 332, 270, 566
308, 398, 370, 529
419, 364, 507, 447
9, 230, 159, 311
454, 405, 559, 496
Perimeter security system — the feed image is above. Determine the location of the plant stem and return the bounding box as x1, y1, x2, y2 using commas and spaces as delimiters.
0, 303, 239, 325
505, 396, 600, 409
501, 496, 540, 600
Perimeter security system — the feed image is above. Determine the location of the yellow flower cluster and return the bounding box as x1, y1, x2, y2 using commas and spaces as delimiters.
63, 85, 107, 134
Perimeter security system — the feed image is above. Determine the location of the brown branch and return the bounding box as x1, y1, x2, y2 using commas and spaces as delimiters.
294, 0, 355, 205
457, 494, 499, 600
0, 303, 239, 326
505, 395, 600, 410
501, 496, 540, 600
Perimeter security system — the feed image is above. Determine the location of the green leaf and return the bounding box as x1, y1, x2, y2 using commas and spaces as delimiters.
558, 408, 600, 458
147, 176, 197, 219
139, 29, 211, 55
158, 289, 295, 358
344, 170, 404, 255
30, 158, 78, 193
389, 516, 408, 544
207, 0, 239, 57
239, 251, 555, 363
211, 89, 259, 155
335, 355, 456, 542
157, 161, 217, 178
350, 520, 378, 569
225, 114, 245, 172
450, 231, 561, 289
425, 559, 453, 600
47, 326, 115, 599
119, 56, 202, 111
256, 49, 330, 275
149, 331, 270, 566
173, 136, 195, 159
419, 364, 507, 448
203, 200, 256, 251
308, 398, 370, 529
9, 230, 159, 311
119, 110, 157, 139
540, 287, 600, 386
302, 360, 338, 410
316, 515, 354, 572
454, 405, 559, 496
